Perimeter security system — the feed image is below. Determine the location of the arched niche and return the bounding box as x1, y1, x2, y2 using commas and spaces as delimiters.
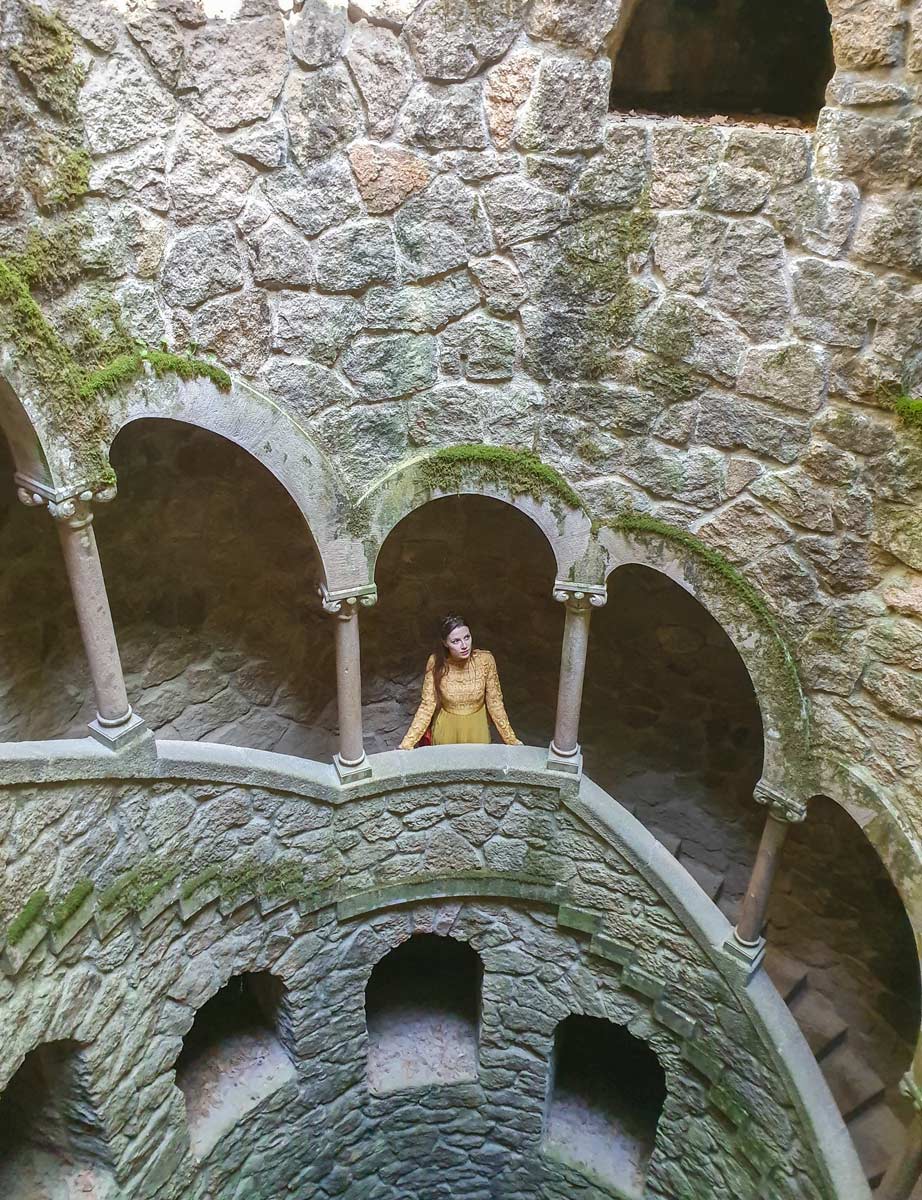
364, 494, 560, 751
0, 372, 55, 494
609, 0, 834, 125
357, 450, 596, 592
95, 419, 337, 757
598, 524, 809, 806
582, 560, 766, 909
0, 432, 86, 742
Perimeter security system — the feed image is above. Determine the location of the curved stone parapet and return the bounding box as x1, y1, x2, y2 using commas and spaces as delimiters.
0, 741, 869, 1200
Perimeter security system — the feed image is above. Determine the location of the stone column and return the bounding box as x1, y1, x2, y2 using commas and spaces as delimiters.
547, 582, 607, 775
879, 1076, 922, 1200
321, 583, 377, 783
18, 484, 145, 748
727, 782, 806, 976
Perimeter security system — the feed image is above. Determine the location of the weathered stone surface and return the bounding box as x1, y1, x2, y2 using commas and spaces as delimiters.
349, 0, 417, 24
620, 441, 725, 508
394, 175, 492, 279
259, 356, 355, 419
748, 546, 824, 628
365, 274, 478, 332
517, 56, 610, 152
79, 55, 177, 154
406, 383, 488, 445
180, 14, 287, 129
526, 0, 623, 51
853, 196, 922, 273
750, 469, 835, 533
873, 505, 922, 571
868, 618, 922, 671
341, 334, 437, 398
405, 0, 527, 81
469, 257, 528, 317
724, 130, 810, 188
696, 497, 792, 563
272, 293, 364, 362
440, 314, 517, 381
289, 0, 347, 67
815, 109, 910, 188
792, 260, 877, 348
246, 219, 314, 287
883, 574, 922, 619
737, 344, 828, 415
347, 143, 433, 215
263, 159, 362, 236
827, 73, 908, 107
126, 9, 186, 87
161, 222, 243, 307
696, 393, 811, 464
114, 278, 168, 345
638, 297, 745, 383
284, 64, 363, 165
574, 125, 648, 210
863, 664, 922, 722
799, 534, 881, 595
346, 22, 416, 139
710, 222, 788, 342
653, 212, 726, 295
168, 116, 254, 225
548, 382, 659, 436
651, 125, 722, 207
766, 179, 860, 258
189, 290, 271, 375
227, 116, 288, 170
484, 51, 539, 149
67, 0, 121, 51
89, 141, 170, 212
702, 163, 769, 214
831, 0, 903, 68
313, 402, 408, 486
314, 220, 397, 291
399, 82, 489, 150
481, 176, 568, 247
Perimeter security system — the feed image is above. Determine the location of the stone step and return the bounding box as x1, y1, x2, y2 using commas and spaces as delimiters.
648, 825, 682, 858
787, 987, 848, 1061
676, 856, 724, 902
820, 1043, 886, 1122
847, 1103, 907, 1189
763, 947, 808, 1003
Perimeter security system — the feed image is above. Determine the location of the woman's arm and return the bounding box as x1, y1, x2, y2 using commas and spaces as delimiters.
398, 657, 438, 749
483, 653, 522, 746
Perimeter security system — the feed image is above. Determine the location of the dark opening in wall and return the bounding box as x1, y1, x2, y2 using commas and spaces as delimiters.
365, 934, 483, 1095
175, 971, 296, 1157
545, 1016, 666, 1196
610, 0, 834, 125
0, 1040, 114, 1196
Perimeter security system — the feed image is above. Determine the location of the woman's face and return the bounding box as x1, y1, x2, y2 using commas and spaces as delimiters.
444, 625, 472, 661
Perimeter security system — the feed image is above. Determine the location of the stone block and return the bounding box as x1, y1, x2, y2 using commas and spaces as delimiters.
737, 343, 829, 414
709, 221, 789, 342
557, 904, 597, 934
49, 894, 96, 954
638, 297, 746, 384
481, 176, 568, 247
180, 13, 288, 129
651, 124, 723, 207
79, 54, 176, 154
284, 64, 363, 165
228, 115, 288, 170
342, 334, 437, 399
724, 129, 810, 187
653, 211, 727, 294
313, 220, 397, 291
346, 21, 416, 138
573, 124, 648, 210
792, 259, 877, 348
1, 919, 47, 976
701, 163, 769, 214
289, 0, 347, 67
439, 314, 517, 381
347, 143, 433, 214
469, 257, 528, 317
484, 50, 539, 148
831, 0, 903, 69
168, 115, 255, 226
273, 293, 364, 362
526, 0, 623, 50
399, 81, 489, 150
264, 159, 361, 237
516, 56, 610, 152
622, 964, 665, 1000
854, 195, 922, 273
246, 220, 314, 287
653, 998, 697, 1040
394, 175, 492, 278
766, 178, 860, 258
816, 108, 911, 188
179, 879, 221, 921
696, 393, 811, 464
161, 222, 244, 308
406, 0, 526, 82
590, 933, 636, 967
365, 274, 478, 332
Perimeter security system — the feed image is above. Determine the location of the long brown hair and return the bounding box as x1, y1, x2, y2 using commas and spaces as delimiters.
432, 614, 475, 702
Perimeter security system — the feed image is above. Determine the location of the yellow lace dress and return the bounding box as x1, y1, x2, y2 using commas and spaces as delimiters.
399, 649, 522, 749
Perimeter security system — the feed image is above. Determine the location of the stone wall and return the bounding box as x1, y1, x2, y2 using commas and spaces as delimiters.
0, 764, 848, 1199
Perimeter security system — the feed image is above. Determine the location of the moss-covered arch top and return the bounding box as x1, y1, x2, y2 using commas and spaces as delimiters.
598, 516, 810, 804
356, 445, 597, 587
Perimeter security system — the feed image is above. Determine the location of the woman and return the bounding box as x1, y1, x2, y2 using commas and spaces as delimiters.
399, 615, 523, 749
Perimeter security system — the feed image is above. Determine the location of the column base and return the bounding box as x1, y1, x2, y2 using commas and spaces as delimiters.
546, 743, 582, 776
334, 752, 373, 784
721, 930, 766, 982
88, 710, 150, 752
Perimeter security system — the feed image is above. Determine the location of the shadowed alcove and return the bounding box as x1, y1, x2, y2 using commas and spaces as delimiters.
0, 1040, 115, 1198
610, 0, 834, 124
365, 495, 560, 751
93, 419, 336, 756
544, 1015, 666, 1196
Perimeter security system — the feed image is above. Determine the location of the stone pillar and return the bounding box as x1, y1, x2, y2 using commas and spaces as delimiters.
879, 1076, 922, 1200
321, 583, 377, 783
726, 782, 806, 976
18, 484, 145, 748
547, 581, 607, 775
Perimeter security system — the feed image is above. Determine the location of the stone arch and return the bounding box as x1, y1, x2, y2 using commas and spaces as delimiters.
107, 374, 359, 591
597, 524, 809, 805
0, 360, 56, 495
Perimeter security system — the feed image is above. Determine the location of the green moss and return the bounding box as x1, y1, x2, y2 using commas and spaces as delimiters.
576, 435, 605, 465
418, 444, 584, 512
8, 220, 87, 294
632, 354, 701, 402
602, 511, 808, 756
41, 146, 90, 210
181, 864, 221, 901
10, 4, 87, 118
6, 889, 48, 946
99, 859, 180, 917
892, 394, 922, 433
51, 878, 93, 929
221, 857, 306, 903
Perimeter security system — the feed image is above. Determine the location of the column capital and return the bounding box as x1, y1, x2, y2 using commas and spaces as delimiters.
754, 780, 806, 824
319, 582, 378, 616
901, 1074, 922, 1114
18, 478, 117, 527
552, 580, 607, 609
